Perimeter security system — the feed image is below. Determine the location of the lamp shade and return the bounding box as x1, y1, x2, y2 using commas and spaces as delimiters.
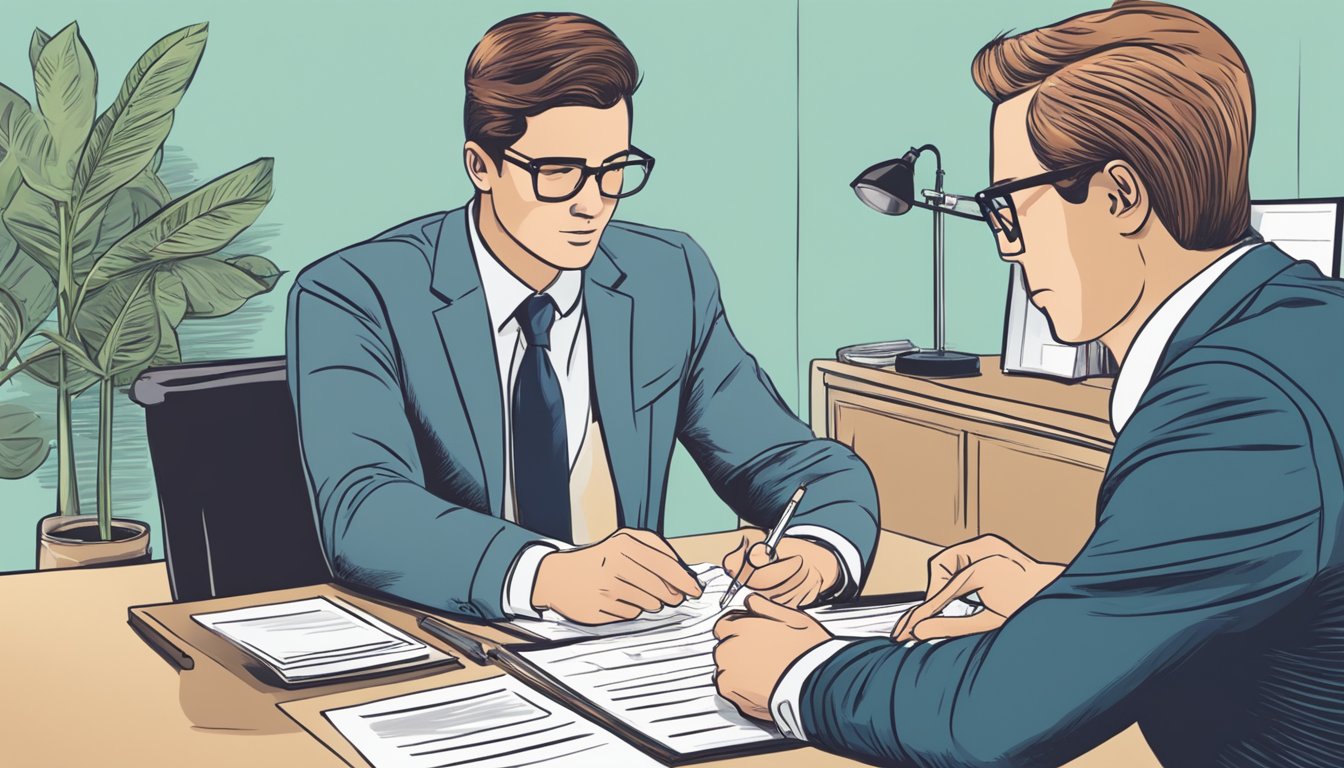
850, 151, 918, 215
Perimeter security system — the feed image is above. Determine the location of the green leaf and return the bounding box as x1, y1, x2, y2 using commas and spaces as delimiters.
171, 255, 273, 318
82, 157, 273, 292
2, 182, 102, 277
73, 23, 207, 212
0, 93, 67, 201
0, 153, 24, 205
225, 254, 282, 290
0, 286, 23, 363
32, 330, 100, 382
89, 168, 171, 262
75, 272, 160, 375
154, 267, 186, 326
0, 230, 55, 364
0, 403, 51, 479
110, 267, 185, 386
29, 29, 52, 71
22, 341, 97, 393
31, 22, 96, 199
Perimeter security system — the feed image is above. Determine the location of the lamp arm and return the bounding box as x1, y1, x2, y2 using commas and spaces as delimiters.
913, 144, 942, 174
906, 198, 984, 221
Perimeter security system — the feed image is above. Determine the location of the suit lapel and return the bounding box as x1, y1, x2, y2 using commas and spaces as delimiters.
585, 244, 640, 529
429, 208, 506, 517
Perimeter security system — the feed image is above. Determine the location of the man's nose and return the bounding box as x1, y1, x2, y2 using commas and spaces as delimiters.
569, 174, 604, 219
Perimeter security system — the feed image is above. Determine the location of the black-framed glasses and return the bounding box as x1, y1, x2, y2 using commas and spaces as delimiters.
501, 146, 655, 203
974, 162, 1106, 256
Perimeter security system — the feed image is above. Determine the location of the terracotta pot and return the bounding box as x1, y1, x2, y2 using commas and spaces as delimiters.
37, 513, 151, 570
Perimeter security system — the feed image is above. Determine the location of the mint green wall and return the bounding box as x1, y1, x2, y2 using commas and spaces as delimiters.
0, 1, 1338, 571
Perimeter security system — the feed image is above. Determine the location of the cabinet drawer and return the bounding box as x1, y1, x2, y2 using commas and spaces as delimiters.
831, 393, 969, 545
971, 434, 1107, 563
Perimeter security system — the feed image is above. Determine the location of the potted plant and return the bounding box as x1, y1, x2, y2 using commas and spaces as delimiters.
0, 21, 280, 568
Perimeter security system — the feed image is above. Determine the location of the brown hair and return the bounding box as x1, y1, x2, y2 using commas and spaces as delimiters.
465, 13, 639, 168
972, 0, 1253, 249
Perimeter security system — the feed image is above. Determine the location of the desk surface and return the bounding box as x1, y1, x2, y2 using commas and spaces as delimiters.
0, 530, 1157, 767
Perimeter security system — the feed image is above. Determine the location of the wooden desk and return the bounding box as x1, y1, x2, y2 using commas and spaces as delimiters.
812, 356, 1116, 563
0, 530, 1155, 767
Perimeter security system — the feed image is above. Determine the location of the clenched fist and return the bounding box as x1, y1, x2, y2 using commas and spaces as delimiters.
531, 528, 704, 624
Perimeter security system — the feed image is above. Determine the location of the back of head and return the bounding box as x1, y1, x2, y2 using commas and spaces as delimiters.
972, 0, 1253, 250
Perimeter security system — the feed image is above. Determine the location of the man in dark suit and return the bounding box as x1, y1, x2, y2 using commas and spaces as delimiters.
287, 13, 878, 625
712, 2, 1344, 765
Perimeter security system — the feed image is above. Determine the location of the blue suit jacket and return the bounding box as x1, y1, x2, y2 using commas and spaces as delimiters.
800, 243, 1344, 767
286, 206, 879, 621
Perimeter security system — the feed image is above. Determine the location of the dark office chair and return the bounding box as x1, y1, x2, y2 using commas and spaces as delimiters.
130, 356, 332, 602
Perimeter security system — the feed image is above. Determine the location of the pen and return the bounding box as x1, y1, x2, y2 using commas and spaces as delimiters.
417, 615, 495, 666
720, 484, 808, 609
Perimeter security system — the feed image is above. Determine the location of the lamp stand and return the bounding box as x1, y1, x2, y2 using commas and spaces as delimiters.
893, 163, 981, 378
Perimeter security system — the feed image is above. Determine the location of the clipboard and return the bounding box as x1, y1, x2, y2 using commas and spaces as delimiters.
487, 590, 928, 766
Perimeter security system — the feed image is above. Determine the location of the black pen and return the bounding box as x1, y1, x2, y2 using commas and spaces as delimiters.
417, 615, 495, 665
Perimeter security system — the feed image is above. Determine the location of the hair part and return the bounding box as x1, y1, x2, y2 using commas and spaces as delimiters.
972, 0, 1254, 249
465, 12, 640, 169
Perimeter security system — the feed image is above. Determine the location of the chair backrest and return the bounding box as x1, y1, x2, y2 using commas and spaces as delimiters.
130, 356, 332, 602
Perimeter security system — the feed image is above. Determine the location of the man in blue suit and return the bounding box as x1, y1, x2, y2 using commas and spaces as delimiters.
713, 2, 1344, 765
286, 13, 878, 625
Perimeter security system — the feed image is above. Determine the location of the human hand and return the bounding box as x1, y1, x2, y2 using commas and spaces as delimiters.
720, 529, 841, 608
712, 593, 833, 721
531, 528, 704, 625
891, 535, 1064, 642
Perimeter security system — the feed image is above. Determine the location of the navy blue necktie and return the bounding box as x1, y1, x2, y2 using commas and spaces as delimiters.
512, 294, 572, 543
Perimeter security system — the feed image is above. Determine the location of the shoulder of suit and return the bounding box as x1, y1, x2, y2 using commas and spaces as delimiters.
294, 212, 448, 290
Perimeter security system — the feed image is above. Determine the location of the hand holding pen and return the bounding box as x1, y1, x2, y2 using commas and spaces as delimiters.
718, 485, 844, 609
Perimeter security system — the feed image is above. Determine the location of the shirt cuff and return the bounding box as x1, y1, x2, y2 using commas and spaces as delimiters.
501, 541, 568, 618
770, 638, 857, 740
785, 524, 862, 600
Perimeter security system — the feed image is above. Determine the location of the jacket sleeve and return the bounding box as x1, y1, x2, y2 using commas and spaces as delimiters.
674, 233, 880, 591
798, 359, 1322, 766
286, 255, 547, 620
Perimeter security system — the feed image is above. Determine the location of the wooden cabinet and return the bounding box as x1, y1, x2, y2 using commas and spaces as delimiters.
813, 356, 1115, 563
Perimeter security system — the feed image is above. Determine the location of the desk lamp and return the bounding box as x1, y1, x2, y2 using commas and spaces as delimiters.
852, 144, 983, 378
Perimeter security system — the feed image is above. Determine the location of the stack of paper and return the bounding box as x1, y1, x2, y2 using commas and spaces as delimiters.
193, 596, 432, 684
325, 675, 661, 768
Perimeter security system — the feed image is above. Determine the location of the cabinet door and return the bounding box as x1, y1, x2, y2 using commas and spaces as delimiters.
971, 434, 1107, 563
830, 393, 969, 545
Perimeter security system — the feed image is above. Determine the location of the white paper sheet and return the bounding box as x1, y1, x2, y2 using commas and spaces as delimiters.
324, 674, 661, 768
514, 565, 982, 756
193, 596, 429, 682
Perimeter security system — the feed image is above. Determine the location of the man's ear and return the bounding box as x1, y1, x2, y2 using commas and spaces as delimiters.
464, 141, 494, 193
1102, 160, 1150, 236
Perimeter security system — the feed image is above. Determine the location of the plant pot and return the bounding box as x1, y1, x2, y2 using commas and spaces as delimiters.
37, 513, 151, 570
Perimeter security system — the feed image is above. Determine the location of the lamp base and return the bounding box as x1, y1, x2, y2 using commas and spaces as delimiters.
893, 350, 981, 378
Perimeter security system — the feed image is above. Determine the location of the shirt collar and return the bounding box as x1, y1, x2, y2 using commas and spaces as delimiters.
467, 198, 583, 332
1109, 236, 1261, 433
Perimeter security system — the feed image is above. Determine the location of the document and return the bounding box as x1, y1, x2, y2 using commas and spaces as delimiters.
511, 565, 978, 757
193, 596, 430, 683
324, 674, 660, 768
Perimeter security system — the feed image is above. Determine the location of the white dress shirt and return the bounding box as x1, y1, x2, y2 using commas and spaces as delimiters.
468, 201, 589, 617
768, 236, 1261, 740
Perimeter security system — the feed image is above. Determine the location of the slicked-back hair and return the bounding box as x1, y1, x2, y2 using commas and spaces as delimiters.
973, 0, 1253, 249
466, 13, 640, 169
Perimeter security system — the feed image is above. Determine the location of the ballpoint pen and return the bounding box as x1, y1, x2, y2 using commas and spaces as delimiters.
720, 484, 807, 609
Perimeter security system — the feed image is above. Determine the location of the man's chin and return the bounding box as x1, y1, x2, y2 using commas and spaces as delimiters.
543, 245, 599, 271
